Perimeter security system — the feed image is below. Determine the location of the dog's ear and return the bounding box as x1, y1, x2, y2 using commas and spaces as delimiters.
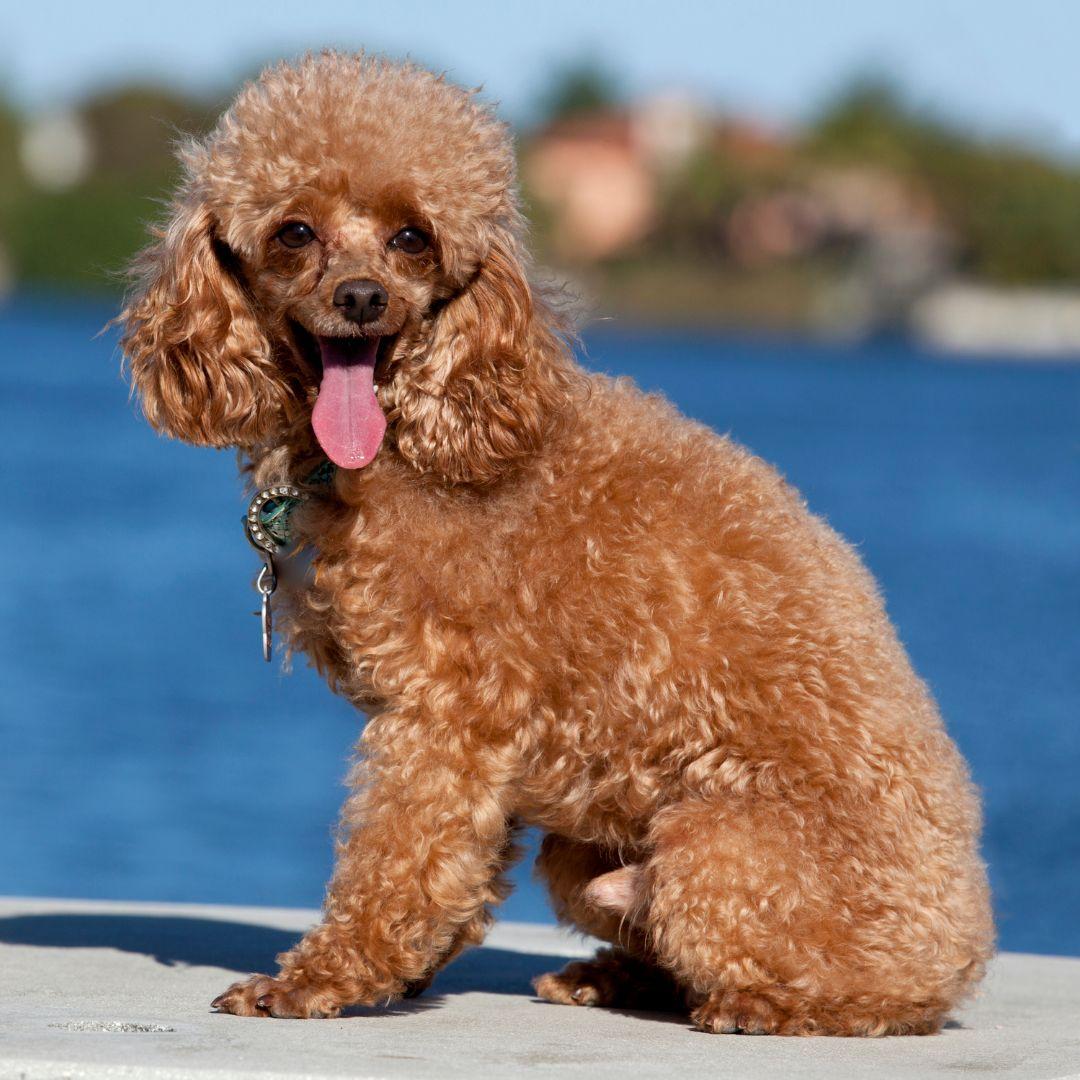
392, 233, 575, 485
120, 197, 291, 447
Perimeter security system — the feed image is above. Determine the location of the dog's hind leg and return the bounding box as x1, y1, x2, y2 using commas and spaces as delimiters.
532, 834, 682, 1012
534, 833, 646, 947
644, 792, 979, 1035
533, 946, 684, 1012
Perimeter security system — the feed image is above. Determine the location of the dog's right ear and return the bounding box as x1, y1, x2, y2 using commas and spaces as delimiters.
120, 197, 292, 447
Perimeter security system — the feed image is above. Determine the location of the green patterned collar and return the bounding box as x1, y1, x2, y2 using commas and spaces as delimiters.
242, 459, 337, 662
243, 459, 336, 555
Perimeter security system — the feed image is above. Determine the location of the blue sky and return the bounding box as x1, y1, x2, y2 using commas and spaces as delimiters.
6, 0, 1080, 151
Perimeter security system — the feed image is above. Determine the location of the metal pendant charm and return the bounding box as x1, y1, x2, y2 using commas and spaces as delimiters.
240, 469, 333, 665
244, 485, 297, 663
254, 552, 277, 663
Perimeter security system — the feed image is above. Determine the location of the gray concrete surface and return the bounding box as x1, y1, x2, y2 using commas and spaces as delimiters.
1, 896, 1078, 1080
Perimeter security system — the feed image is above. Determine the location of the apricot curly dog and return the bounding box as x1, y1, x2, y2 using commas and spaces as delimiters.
120, 52, 993, 1034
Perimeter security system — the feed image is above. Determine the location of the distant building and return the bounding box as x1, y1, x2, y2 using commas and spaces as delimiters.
524, 110, 655, 262
523, 96, 793, 263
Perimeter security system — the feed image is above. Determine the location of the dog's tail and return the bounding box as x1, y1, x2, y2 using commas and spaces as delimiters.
582, 864, 648, 929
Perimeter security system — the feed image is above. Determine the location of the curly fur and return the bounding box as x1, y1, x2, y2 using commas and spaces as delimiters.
120, 51, 994, 1034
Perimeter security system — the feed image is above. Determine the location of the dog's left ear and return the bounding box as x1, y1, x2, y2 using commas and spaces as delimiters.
391, 232, 576, 485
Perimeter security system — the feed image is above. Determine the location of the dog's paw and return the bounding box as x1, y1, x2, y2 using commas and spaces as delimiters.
691, 990, 787, 1035
211, 974, 342, 1019
533, 960, 619, 1007
402, 973, 435, 999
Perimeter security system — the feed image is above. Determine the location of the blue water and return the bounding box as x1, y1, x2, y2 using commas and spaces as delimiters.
2, 294, 1078, 955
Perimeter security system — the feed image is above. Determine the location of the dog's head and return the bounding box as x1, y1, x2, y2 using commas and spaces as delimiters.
121, 51, 574, 485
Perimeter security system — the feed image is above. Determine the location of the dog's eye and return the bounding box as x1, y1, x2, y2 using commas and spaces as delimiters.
277, 222, 316, 249
389, 227, 430, 255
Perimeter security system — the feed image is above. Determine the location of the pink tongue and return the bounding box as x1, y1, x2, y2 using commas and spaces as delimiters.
311, 337, 387, 469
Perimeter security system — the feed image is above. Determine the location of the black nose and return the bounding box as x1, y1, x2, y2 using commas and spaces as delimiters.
333, 279, 389, 325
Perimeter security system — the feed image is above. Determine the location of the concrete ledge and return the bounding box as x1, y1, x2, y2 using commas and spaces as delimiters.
1, 897, 1078, 1080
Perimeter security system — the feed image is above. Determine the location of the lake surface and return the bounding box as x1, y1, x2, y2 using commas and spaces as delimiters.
2, 294, 1078, 955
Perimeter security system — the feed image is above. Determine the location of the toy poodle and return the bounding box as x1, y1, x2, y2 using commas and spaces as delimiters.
120, 51, 993, 1034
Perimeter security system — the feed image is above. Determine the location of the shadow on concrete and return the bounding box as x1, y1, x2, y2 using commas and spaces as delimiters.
0, 912, 581, 999
0, 913, 302, 971
427, 943, 578, 997
0, 913, 973, 1032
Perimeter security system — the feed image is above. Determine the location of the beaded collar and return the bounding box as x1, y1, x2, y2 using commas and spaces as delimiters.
242, 460, 336, 662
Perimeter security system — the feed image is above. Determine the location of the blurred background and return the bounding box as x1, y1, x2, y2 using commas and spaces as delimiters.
1, 2, 1077, 956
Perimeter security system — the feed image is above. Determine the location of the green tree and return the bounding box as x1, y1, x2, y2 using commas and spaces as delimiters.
536, 58, 622, 123
3, 85, 217, 292
807, 77, 1080, 283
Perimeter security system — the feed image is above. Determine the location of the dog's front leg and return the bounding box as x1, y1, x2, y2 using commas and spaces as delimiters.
211, 711, 515, 1018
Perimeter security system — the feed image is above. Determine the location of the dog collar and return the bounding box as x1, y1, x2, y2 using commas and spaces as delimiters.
243, 459, 336, 662
244, 459, 337, 555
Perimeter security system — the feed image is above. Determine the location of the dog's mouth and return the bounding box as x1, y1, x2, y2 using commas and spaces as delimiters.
289, 322, 395, 470
290, 320, 398, 383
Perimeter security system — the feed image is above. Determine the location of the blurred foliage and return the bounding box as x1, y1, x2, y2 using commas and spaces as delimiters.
651, 142, 802, 263
0, 85, 216, 293
81, 86, 217, 180
1, 63, 1080, 313
0, 101, 27, 212
534, 58, 622, 122
587, 256, 825, 329
653, 148, 747, 260
807, 79, 1080, 282
8, 182, 166, 291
